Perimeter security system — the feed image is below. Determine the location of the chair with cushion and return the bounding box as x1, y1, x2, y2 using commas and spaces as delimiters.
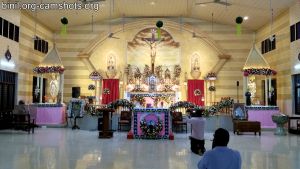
118, 111, 132, 131
232, 103, 261, 136
171, 111, 187, 133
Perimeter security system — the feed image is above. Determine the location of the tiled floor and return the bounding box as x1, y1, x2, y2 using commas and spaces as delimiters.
0, 128, 299, 169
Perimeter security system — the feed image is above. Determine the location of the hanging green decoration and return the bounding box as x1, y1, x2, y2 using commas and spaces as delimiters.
235, 16, 243, 35
156, 20, 163, 39
60, 17, 68, 35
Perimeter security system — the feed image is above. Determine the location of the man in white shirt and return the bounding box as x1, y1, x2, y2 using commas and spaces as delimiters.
187, 109, 206, 155
198, 128, 241, 169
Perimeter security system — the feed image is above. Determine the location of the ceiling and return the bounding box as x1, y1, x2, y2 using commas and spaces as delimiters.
20, 0, 297, 31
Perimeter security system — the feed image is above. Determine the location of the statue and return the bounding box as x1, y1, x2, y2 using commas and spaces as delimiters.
190, 55, 201, 79
106, 55, 117, 78
49, 73, 59, 102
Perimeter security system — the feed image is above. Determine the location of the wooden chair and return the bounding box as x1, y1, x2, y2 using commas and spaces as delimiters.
118, 111, 132, 131
171, 111, 187, 133
232, 103, 261, 135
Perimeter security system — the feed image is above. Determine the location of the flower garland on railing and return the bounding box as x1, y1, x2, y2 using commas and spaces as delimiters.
140, 117, 163, 138
206, 72, 217, 80
33, 66, 65, 74
107, 99, 135, 110
169, 101, 196, 111
208, 86, 216, 92
243, 68, 277, 76
203, 98, 234, 116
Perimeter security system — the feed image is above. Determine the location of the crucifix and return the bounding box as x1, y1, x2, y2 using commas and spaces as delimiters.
142, 29, 163, 74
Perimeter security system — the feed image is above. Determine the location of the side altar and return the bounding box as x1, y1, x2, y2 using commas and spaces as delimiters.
128, 108, 173, 139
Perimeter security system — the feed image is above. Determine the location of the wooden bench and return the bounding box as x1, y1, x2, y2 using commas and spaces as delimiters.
233, 121, 261, 136
0, 111, 35, 134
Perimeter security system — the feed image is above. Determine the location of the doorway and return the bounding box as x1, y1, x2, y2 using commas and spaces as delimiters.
262, 79, 277, 106
32, 76, 46, 103
0, 70, 16, 112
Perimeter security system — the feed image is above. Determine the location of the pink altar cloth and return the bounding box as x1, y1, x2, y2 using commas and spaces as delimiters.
247, 109, 279, 128
30, 106, 66, 125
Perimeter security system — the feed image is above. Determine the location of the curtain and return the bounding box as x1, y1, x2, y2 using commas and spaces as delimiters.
102, 79, 119, 104
188, 80, 205, 106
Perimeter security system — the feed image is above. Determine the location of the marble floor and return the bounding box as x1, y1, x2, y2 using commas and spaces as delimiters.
0, 128, 299, 169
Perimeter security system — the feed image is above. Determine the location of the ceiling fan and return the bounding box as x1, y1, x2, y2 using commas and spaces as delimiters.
192, 32, 207, 39
79, 0, 105, 4
108, 32, 120, 39
195, 0, 232, 6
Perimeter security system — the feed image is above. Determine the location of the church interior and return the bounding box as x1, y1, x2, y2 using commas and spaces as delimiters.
0, 0, 300, 168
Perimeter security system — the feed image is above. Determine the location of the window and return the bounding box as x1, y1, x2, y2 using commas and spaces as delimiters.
294, 74, 300, 115
261, 35, 276, 54
0, 17, 19, 42
291, 21, 300, 42
0, 17, 2, 36
34, 36, 49, 54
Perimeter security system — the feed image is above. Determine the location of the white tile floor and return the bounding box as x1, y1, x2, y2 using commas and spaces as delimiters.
0, 128, 299, 169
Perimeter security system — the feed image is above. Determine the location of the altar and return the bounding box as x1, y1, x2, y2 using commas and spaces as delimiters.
246, 106, 279, 128
128, 108, 173, 139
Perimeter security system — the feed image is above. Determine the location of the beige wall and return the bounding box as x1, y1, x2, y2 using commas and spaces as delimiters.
18, 11, 53, 102
255, 10, 292, 114
56, 18, 253, 103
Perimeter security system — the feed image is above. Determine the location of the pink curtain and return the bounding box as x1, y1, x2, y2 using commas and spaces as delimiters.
102, 79, 119, 104
188, 80, 205, 106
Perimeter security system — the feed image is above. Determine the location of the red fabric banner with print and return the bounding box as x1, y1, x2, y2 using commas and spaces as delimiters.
102, 79, 119, 104
187, 80, 205, 106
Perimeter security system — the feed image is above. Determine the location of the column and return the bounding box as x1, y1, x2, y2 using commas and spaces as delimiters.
243, 76, 247, 103
59, 73, 64, 103
39, 74, 43, 103
265, 76, 268, 105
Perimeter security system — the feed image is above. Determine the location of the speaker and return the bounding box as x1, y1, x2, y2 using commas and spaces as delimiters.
72, 87, 80, 98
236, 81, 239, 86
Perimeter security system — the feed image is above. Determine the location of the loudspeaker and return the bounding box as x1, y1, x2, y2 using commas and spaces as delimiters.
236, 81, 239, 86
72, 87, 80, 98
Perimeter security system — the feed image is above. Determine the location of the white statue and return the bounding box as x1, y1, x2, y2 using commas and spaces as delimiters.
49, 73, 59, 101
248, 76, 256, 98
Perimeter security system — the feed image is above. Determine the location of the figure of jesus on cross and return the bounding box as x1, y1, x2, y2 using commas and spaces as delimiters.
142, 29, 163, 73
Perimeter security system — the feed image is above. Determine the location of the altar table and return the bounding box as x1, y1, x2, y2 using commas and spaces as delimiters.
29, 104, 66, 126
130, 108, 172, 139
246, 106, 279, 128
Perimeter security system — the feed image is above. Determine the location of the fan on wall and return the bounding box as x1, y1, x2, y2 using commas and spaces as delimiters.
195, 0, 232, 6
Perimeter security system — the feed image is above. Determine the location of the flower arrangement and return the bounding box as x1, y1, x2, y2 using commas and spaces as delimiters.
103, 88, 110, 94
194, 89, 202, 96
107, 99, 135, 110
130, 95, 146, 106
208, 86, 216, 91
140, 117, 163, 138
169, 101, 196, 111
89, 71, 102, 80
33, 66, 65, 74
206, 72, 217, 80
243, 68, 276, 76
88, 84, 96, 90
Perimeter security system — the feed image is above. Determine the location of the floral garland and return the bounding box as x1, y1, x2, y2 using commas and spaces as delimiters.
107, 99, 135, 110
203, 98, 234, 115
169, 101, 196, 111
89, 71, 102, 80
243, 68, 276, 76
33, 66, 65, 74
103, 88, 110, 94
208, 86, 216, 91
140, 117, 163, 138
88, 84, 96, 90
206, 72, 217, 80
194, 89, 202, 96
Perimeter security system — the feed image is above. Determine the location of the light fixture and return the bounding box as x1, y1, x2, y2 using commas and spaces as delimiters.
150, 1, 155, 5
243, 16, 249, 20
199, 4, 206, 7
0, 60, 15, 68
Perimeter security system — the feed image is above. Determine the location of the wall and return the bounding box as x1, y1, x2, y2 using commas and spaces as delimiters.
255, 10, 291, 114
56, 18, 253, 103
0, 10, 20, 73
18, 11, 53, 102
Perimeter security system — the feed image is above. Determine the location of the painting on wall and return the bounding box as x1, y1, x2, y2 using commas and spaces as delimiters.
127, 28, 180, 70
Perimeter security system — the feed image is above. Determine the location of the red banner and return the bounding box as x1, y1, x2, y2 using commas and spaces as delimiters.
187, 80, 205, 106
102, 79, 119, 104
